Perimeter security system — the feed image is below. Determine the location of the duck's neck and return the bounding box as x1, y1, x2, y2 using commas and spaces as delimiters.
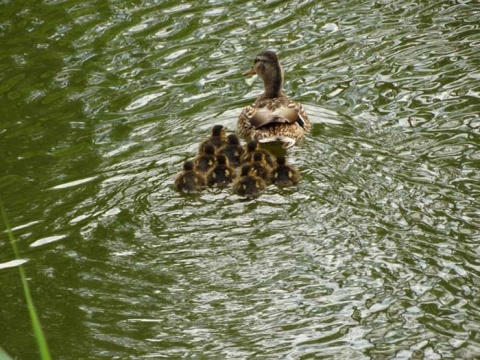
262, 65, 284, 99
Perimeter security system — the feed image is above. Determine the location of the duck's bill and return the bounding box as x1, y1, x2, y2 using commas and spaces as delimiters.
243, 69, 256, 76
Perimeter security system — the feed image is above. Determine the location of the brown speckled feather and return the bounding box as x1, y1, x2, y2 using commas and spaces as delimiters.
238, 97, 310, 148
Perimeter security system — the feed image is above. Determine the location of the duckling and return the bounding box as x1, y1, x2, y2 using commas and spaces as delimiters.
195, 143, 216, 174
174, 160, 207, 193
238, 50, 311, 148
218, 134, 244, 168
241, 140, 275, 167
249, 151, 272, 181
199, 125, 227, 153
207, 154, 235, 187
233, 163, 266, 199
269, 156, 301, 186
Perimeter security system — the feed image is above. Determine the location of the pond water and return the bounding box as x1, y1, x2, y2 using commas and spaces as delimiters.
1, 0, 480, 358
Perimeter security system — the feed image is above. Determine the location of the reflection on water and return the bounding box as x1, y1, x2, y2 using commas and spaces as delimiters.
1, 0, 480, 358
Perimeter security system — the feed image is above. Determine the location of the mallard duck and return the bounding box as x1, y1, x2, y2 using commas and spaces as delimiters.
199, 125, 227, 153
238, 50, 311, 149
207, 154, 235, 187
241, 140, 274, 167
269, 156, 301, 186
233, 163, 266, 198
195, 143, 216, 174
218, 134, 244, 168
249, 152, 272, 181
174, 160, 207, 193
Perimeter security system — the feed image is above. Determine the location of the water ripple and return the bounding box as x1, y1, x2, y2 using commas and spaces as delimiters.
2, 0, 480, 358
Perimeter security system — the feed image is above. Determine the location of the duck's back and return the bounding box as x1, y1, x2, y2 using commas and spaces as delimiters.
175, 171, 205, 192
233, 176, 265, 198
208, 165, 233, 186
271, 165, 300, 186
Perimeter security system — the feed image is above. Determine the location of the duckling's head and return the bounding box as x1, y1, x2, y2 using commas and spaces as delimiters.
183, 161, 195, 171
276, 156, 287, 165
246, 140, 258, 153
211, 125, 226, 138
204, 144, 216, 155
253, 152, 264, 163
227, 134, 240, 145
240, 164, 257, 177
216, 154, 228, 166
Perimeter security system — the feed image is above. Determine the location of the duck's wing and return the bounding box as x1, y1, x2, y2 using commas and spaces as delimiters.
245, 98, 308, 129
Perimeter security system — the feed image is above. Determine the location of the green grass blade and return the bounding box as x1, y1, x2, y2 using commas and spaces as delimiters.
1, 204, 52, 360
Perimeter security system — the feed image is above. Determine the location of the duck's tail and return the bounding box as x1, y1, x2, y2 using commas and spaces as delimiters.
258, 136, 296, 149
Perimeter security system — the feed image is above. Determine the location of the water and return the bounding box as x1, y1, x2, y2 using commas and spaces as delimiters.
1, 0, 480, 358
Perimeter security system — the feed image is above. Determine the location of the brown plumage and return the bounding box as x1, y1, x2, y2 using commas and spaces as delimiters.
249, 152, 272, 181
232, 164, 266, 199
218, 134, 244, 168
195, 144, 216, 174
199, 125, 227, 153
207, 155, 235, 187
238, 50, 311, 148
174, 161, 207, 193
241, 140, 275, 168
269, 156, 301, 186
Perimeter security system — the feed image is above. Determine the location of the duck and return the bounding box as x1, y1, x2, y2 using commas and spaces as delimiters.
238, 50, 311, 149
218, 134, 244, 168
241, 140, 275, 168
199, 125, 227, 153
207, 154, 235, 187
249, 151, 272, 181
233, 163, 266, 199
174, 160, 207, 193
269, 156, 301, 186
195, 143, 216, 174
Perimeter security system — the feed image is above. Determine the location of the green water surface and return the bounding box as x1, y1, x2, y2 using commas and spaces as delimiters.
1, 0, 480, 358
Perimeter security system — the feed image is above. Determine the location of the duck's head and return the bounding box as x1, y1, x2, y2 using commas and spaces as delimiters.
240, 163, 257, 177
211, 125, 226, 138
227, 134, 240, 145
246, 140, 258, 153
276, 156, 287, 165
243, 50, 283, 98
203, 144, 216, 155
253, 152, 265, 163
216, 154, 228, 166
183, 161, 195, 171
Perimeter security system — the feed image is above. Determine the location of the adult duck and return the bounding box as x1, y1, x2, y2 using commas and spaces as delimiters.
238, 50, 311, 149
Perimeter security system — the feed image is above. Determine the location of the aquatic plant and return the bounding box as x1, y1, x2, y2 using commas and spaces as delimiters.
1, 204, 51, 360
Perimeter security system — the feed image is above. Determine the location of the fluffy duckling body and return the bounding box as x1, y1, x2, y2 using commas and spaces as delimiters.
199, 125, 227, 153
269, 156, 301, 186
175, 161, 207, 193
218, 134, 244, 168
207, 155, 235, 187
233, 164, 266, 198
241, 140, 275, 167
250, 152, 272, 181
195, 144, 216, 174
238, 51, 311, 148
